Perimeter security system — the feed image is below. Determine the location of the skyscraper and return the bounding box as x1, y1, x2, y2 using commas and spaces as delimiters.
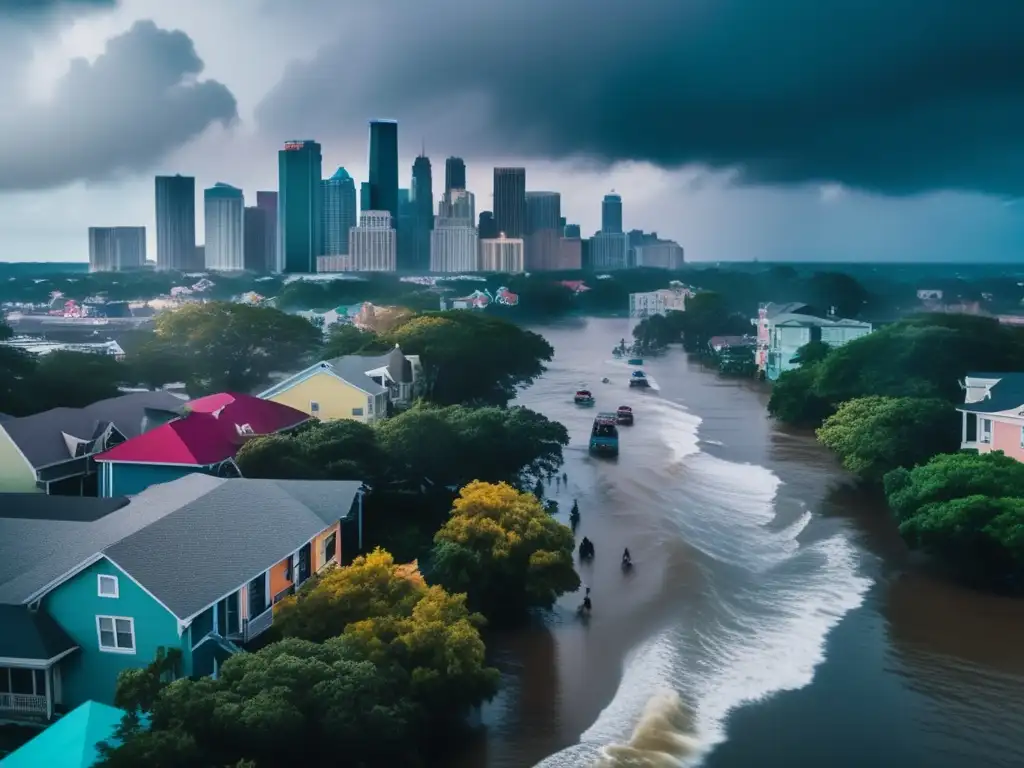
602, 193, 623, 234
431, 217, 478, 273
88, 227, 146, 272
445, 157, 466, 194
493, 168, 526, 238
409, 155, 434, 272
244, 207, 269, 272
278, 140, 323, 273
368, 120, 399, 223
204, 183, 245, 271
350, 211, 397, 272
359, 182, 371, 214
439, 188, 475, 223
589, 231, 629, 270
478, 211, 498, 240
256, 191, 278, 271
525, 191, 561, 271
397, 188, 415, 271
322, 167, 357, 256
155, 175, 196, 270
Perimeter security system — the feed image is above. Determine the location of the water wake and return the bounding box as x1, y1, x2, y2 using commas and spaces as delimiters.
593, 692, 701, 767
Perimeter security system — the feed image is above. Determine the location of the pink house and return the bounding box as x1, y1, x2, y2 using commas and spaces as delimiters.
956, 373, 1024, 461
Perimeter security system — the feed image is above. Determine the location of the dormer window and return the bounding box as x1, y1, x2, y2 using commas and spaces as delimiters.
236, 423, 255, 436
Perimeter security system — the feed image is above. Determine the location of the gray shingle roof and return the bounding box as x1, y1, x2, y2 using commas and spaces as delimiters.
0, 391, 186, 469
1, 494, 129, 523
0, 604, 77, 660
323, 356, 388, 395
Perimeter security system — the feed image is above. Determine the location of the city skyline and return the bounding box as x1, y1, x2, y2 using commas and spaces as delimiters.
0, 2, 1022, 263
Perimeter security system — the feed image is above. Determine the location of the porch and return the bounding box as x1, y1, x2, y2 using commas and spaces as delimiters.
960, 410, 987, 450
0, 666, 63, 724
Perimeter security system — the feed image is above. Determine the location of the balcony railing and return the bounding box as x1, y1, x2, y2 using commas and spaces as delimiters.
244, 606, 273, 642
272, 584, 295, 605
0, 692, 48, 715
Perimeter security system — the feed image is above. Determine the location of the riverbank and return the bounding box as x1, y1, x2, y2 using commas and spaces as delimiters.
451, 317, 1024, 768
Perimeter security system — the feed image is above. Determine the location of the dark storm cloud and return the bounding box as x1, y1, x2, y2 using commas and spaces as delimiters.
256, 0, 1024, 197
0, 0, 117, 23
0, 20, 237, 191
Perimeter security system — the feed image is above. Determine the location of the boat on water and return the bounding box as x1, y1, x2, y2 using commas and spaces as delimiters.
629, 371, 650, 388
574, 389, 595, 406
612, 348, 624, 357
589, 413, 619, 456
628, 357, 644, 366
616, 405, 634, 425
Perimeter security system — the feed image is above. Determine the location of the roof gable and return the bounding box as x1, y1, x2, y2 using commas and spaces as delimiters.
0, 700, 125, 768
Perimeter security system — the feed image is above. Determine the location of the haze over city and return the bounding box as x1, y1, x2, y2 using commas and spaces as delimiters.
1, 0, 1024, 263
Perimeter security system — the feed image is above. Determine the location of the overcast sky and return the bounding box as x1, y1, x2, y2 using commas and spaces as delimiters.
2, 0, 1023, 263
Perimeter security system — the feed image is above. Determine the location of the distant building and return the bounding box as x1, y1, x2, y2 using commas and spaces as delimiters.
479, 236, 525, 273
256, 191, 278, 272
445, 157, 466, 193
278, 140, 323, 273
589, 231, 629, 270
359, 181, 371, 214
558, 236, 583, 270
322, 167, 357, 256
368, 120, 399, 223
397, 187, 415, 271
478, 211, 498, 240
431, 218, 478, 273
439, 188, 475, 223
244, 206, 269, 272
409, 155, 434, 272
602, 193, 623, 234
628, 286, 690, 318
634, 239, 685, 269
525, 191, 562, 271
752, 302, 873, 381
350, 211, 396, 272
204, 183, 245, 271
564, 223, 581, 238
493, 168, 526, 239
317, 255, 354, 273
88, 227, 146, 272
155, 175, 196, 270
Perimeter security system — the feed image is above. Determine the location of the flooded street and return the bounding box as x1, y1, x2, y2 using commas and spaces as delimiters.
452, 317, 1024, 768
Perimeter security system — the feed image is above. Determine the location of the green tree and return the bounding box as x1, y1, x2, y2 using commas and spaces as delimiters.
321, 324, 390, 359
154, 302, 322, 394
816, 396, 959, 482
791, 340, 830, 366
125, 337, 190, 391
30, 350, 126, 409
766, 365, 833, 427
431, 481, 580, 620
802, 271, 868, 318
383, 312, 553, 406
0, 321, 39, 416
236, 420, 388, 483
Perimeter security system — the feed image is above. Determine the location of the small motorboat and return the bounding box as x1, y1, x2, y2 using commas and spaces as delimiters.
612, 348, 623, 357
628, 358, 644, 366
629, 371, 650, 388
616, 405, 634, 425
574, 389, 595, 406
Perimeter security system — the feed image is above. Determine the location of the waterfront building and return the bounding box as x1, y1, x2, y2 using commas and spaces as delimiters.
368, 120, 399, 223
602, 193, 623, 234
349, 211, 396, 272
431, 217, 478, 273
752, 302, 873, 381
244, 206, 269, 272
155, 175, 196, 270
322, 167, 357, 256
88, 227, 146, 272
479, 235, 525, 273
203, 183, 245, 272
628, 286, 690, 318
278, 140, 323, 273
255, 191, 278, 272
957, 373, 1024, 456
493, 168, 526, 238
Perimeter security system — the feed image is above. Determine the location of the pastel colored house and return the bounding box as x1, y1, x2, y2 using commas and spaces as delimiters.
0, 700, 125, 768
751, 302, 873, 381
95, 393, 309, 497
0, 391, 184, 495
957, 372, 1024, 460
0, 475, 364, 724
259, 346, 420, 423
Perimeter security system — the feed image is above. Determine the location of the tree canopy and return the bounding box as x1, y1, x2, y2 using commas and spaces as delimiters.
816, 396, 960, 482
431, 481, 580, 620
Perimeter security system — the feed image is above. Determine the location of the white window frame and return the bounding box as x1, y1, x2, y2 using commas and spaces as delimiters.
96, 615, 136, 655
97, 574, 119, 598
981, 418, 993, 444
310, 401, 320, 414
352, 407, 364, 417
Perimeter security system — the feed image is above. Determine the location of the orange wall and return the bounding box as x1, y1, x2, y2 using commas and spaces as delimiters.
269, 556, 294, 601
312, 522, 342, 571
984, 419, 1024, 461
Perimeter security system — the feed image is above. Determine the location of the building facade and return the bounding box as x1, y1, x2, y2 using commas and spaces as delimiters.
430, 218, 479, 273
478, 211, 498, 240
243, 207, 269, 272
88, 227, 146, 272
628, 286, 690, 318
957, 373, 1024, 458
408, 155, 434, 273
634, 239, 685, 269
350, 211, 397, 272
154, 175, 196, 271
589, 231, 629, 270
255, 191, 278, 272
753, 303, 873, 381
445, 157, 466, 193
479, 236, 525, 273
322, 167, 357, 256
493, 168, 526, 238
278, 140, 323, 273
525, 191, 562, 271
602, 193, 623, 234
368, 120, 399, 224
439, 188, 475, 223
558, 236, 583, 270
203, 183, 245, 272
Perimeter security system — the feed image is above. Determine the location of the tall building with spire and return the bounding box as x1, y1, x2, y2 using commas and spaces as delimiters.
409, 154, 433, 272
278, 140, 323, 273
322, 167, 357, 256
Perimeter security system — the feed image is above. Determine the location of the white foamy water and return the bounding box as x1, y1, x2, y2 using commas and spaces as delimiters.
536, 398, 873, 767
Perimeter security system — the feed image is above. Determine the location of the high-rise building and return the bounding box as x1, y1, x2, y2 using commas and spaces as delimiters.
602, 193, 623, 234
359, 182, 371, 214
633, 235, 686, 269
204, 183, 245, 272
493, 168, 526, 238
478, 211, 498, 240
350, 211, 396, 272
445, 157, 466, 194
322, 167, 357, 256
479, 236, 525, 273
397, 188, 415, 271
244, 206, 269, 272
558, 236, 583, 270
278, 140, 323, 273
431, 217, 478, 273
88, 227, 146, 272
256, 191, 278, 272
525, 191, 561, 271
589, 231, 629, 270
368, 120, 399, 223
408, 155, 434, 272
564, 223, 581, 238
155, 175, 196, 270
440, 188, 475, 223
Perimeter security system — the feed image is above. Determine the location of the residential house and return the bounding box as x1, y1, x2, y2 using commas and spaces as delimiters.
0, 700, 125, 767
0, 475, 364, 723
752, 302, 872, 380
94, 393, 309, 498
956, 373, 1024, 460
0, 392, 185, 495
259, 346, 420, 423
627, 283, 691, 318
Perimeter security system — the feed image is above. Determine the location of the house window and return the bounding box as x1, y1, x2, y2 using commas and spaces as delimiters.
283, 554, 293, 582
97, 574, 119, 598
310, 401, 320, 414
96, 616, 135, 653
1019, 425, 1023, 449
324, 532, 337, 564
352, 407, 364, 417
981, 418, 993, 444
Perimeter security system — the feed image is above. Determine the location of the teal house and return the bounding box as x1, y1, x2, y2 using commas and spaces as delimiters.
0, 701, 124, 768
0, 475, 364, 724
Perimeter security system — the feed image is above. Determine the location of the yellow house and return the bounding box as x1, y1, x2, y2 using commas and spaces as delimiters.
258, 354, 395, 423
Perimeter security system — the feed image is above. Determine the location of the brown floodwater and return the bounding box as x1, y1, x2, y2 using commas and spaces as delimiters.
446, 317, 1024, 768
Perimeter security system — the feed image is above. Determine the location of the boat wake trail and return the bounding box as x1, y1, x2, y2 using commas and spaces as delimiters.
536, 397, 872, 767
